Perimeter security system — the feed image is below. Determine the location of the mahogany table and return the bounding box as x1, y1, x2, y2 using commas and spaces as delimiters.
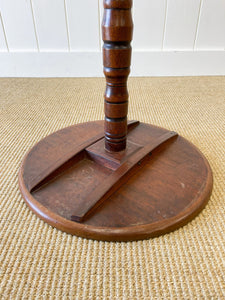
19, 0, 213, 241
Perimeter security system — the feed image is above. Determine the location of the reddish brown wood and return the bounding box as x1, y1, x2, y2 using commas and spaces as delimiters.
72, 131, 177, 222
19, 121, 213, 242
102, 0, 133, 152
28, 120, 138, 193
18, 0, 213, 242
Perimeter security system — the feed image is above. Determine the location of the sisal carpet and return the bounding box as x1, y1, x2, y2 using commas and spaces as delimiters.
0, 77, 224, 299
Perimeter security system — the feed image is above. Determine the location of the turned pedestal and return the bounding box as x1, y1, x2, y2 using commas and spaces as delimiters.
18, 0, 213, 242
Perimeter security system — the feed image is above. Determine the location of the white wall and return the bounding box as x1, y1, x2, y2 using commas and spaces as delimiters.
0, 0, 225, 77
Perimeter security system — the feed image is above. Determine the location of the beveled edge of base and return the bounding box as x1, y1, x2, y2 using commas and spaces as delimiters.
18, 121, 213, 242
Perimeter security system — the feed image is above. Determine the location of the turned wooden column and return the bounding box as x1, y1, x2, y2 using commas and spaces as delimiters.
102, 0, 133, 152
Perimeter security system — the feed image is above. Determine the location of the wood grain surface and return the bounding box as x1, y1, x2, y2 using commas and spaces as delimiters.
19, 121, 213, 241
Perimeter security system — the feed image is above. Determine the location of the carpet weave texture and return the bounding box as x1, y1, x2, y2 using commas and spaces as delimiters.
0, 77, 224, 299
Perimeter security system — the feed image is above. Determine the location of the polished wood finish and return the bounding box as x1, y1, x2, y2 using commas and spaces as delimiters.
72, 130, 177, 222
19, 121, 213, 241
18, 0, 213, 241
102, 0, 133, 152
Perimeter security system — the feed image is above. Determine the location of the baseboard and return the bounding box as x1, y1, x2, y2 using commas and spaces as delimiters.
0, 50, 224, 77
132, 50, 225, 76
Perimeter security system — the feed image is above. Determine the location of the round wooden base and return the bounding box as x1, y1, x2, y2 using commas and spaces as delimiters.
19, 121, 213, 241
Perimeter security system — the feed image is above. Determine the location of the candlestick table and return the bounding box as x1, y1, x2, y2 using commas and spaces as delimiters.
19, 0, 213, 241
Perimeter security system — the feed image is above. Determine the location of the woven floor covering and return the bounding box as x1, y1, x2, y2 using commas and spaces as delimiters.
0, 77, 224, 299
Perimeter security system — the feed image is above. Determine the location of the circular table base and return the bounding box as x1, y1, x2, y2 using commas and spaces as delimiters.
19, 121, 213, 241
